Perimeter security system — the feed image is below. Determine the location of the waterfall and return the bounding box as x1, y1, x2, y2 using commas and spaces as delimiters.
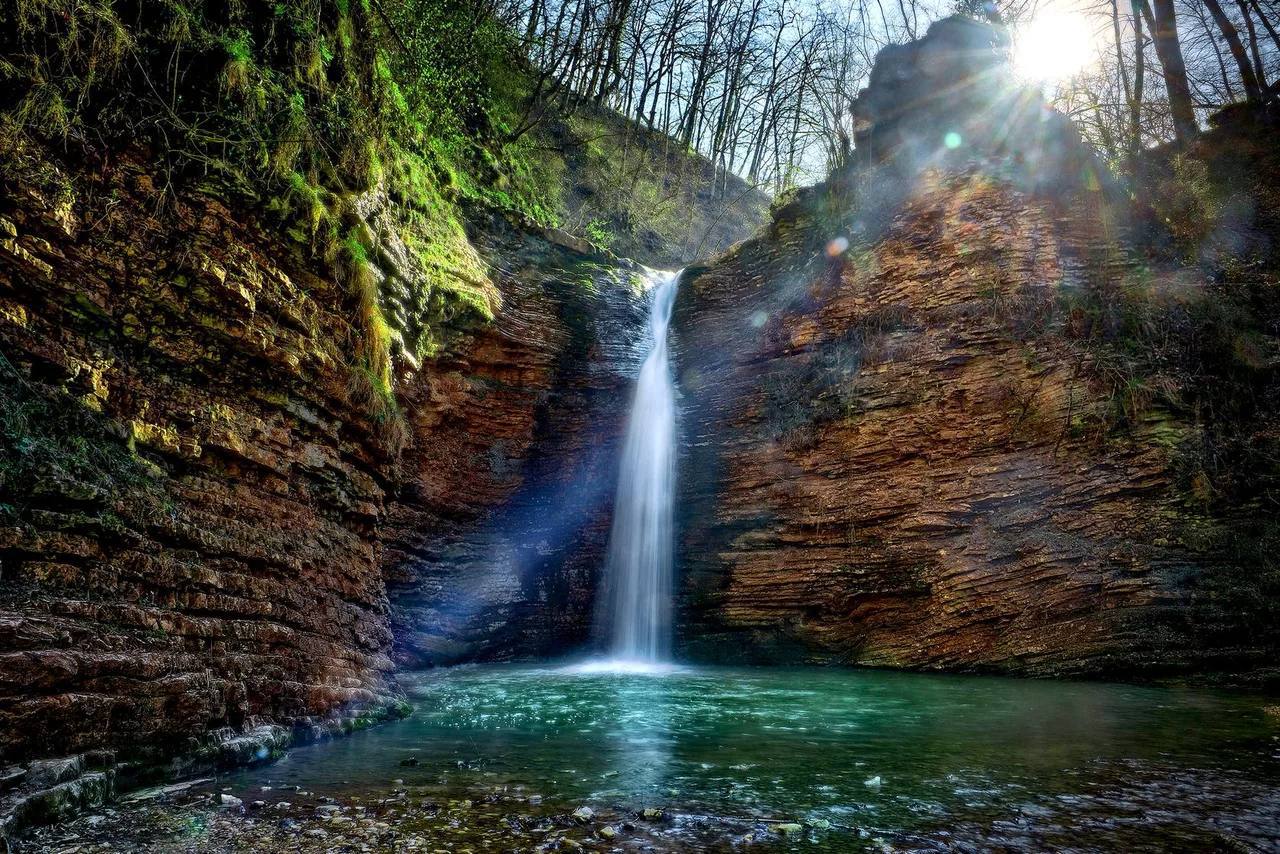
603, 268, 680, 663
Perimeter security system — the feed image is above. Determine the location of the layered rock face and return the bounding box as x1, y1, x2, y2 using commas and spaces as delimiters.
382, 224, 648, 667
672, 17, 1223, 677
0, 157, 403, 763
0, 152, 646, 771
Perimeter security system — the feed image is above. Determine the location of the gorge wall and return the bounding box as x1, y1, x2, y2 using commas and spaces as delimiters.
381, 220, 650, 668
0, 156, 401, 765
671, 17, 1279, 681
0, 144, 660, 786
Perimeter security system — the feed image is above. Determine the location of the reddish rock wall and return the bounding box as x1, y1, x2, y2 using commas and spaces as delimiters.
673, 172, 1209, 676
669, 17, 1245, 677
0, 157, 403, 763
382, 226, 647, 666
0, 158, 642, 768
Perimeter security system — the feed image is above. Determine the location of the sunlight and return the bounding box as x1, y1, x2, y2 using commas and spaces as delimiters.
1012, 10, 1096, 83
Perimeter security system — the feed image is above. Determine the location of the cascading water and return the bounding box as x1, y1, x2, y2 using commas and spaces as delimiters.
601, 268, 680, 664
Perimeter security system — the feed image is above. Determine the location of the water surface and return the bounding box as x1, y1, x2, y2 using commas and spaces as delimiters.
226, 664, 1280, 850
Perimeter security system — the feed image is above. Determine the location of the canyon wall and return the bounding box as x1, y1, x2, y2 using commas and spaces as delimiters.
0, 149, 650, 782
382, 221, 649, 667
671, 17, 1274, 679
0, 157, 402, 764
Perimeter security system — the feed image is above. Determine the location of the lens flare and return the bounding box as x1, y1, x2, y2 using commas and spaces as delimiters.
1012, 11, 1095, 83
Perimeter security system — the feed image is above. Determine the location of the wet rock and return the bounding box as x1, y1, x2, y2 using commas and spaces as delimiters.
571, 806, 595, 823
0, 766, 28, 792
121, 782, 179, 804
26, 756, 83, 788
218, 794, 243, 809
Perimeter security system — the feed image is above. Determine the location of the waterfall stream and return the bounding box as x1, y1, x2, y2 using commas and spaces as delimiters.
602, 268, 680, 663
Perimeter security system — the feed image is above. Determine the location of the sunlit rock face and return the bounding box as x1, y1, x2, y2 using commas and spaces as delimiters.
0, 157, 402, 762
670, 20, 1235, 677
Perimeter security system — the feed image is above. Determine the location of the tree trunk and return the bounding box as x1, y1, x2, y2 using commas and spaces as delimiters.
1131, 0, 1146, 159
1234, 0, 1268, 90
1246, 0, 1280, 57
1146, 0, 1199, 141
1203, 0, 1262, 101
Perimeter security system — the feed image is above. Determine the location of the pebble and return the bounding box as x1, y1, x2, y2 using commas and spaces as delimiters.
217, 794, 243, 809
571, 806, 594, 823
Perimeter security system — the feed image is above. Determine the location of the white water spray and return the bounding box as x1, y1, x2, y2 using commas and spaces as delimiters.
602, 268, 680, 664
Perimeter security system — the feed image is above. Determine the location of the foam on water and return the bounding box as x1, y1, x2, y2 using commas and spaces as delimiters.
560, 658, 684, 676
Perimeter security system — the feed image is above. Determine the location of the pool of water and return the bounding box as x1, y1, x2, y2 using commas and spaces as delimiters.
224, 664, 1280, 850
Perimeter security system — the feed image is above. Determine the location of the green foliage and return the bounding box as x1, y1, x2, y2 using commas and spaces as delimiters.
0, 0, 567, 433
546, 108, 770, 265
584, 218, 613, 247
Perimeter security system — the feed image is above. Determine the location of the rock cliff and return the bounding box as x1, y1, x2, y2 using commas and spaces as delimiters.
0, 156, 402, 765
381, 220, 650, 667
671, 17, 1278, 680
0, 146, 649, 787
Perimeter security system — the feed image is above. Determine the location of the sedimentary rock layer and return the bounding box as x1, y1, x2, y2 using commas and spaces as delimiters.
0, 155, 643, 766
669, 17, 1234, 677
382, 224, 648, 666
673, 171, 1208, 675
0, 157, 403, 762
